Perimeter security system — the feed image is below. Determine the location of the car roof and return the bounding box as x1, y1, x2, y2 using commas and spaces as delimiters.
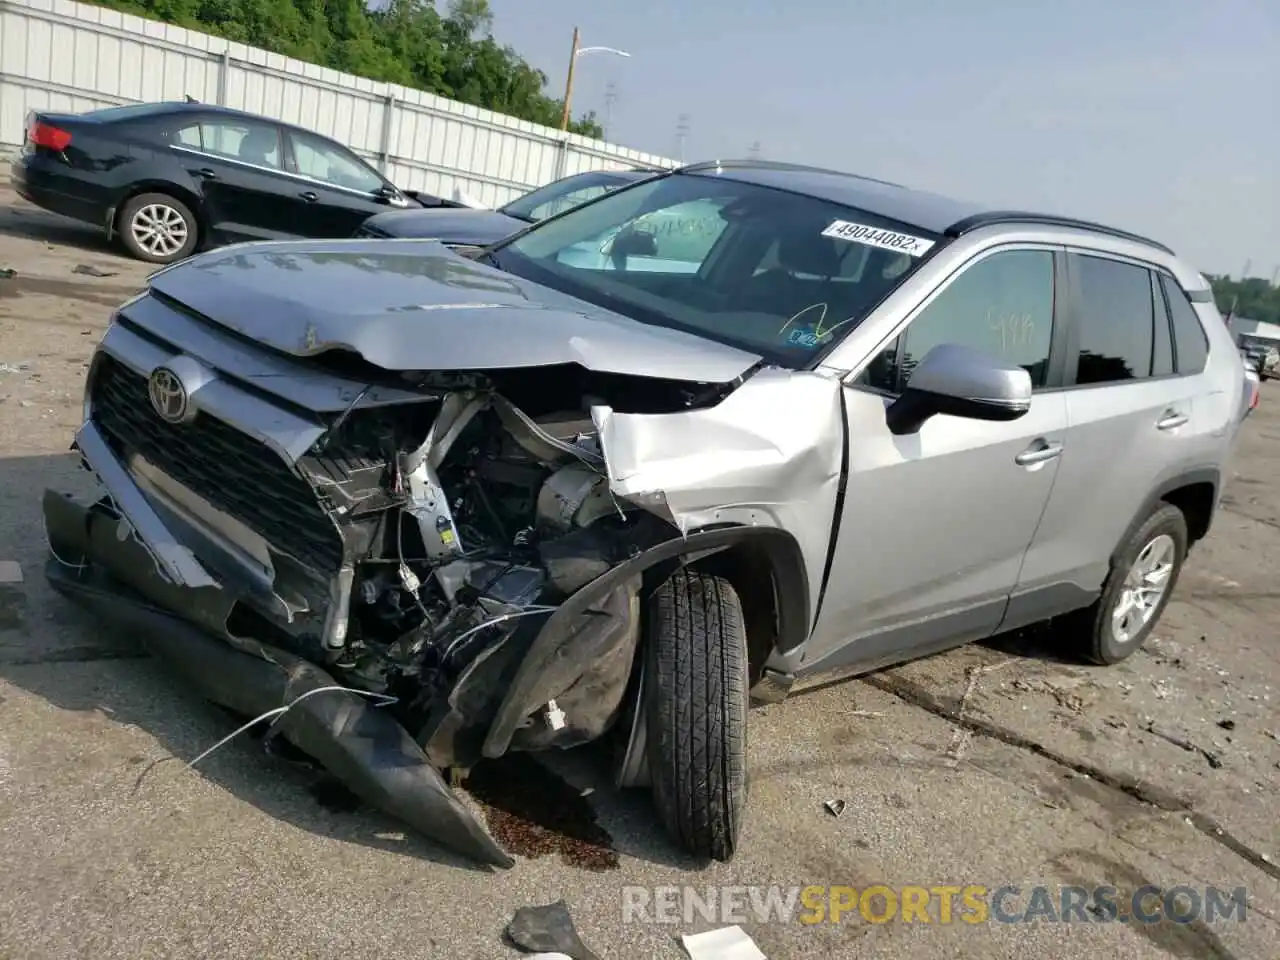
97, 100, 342, 139
678, 159, 1175, 256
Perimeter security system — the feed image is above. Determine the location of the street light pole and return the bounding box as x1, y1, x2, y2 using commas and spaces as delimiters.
559, 26, 580, 132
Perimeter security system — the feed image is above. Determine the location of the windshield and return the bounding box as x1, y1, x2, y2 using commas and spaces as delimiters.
490, 171, 942, 366
501, 171, 649, 223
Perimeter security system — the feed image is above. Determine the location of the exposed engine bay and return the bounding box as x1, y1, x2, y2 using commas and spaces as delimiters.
189, 364, 732, 770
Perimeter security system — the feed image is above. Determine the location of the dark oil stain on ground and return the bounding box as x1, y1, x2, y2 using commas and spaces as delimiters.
465, 754, 619, 871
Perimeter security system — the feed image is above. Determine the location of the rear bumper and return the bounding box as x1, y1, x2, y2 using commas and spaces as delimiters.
10, 155, 111, 228
41, 478, 514, 870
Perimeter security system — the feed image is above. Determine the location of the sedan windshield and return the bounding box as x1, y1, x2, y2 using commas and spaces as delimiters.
501, 170, 647, 223
490, 171, 942, 367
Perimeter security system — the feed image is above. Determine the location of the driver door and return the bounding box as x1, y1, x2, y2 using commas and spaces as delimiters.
283, 129, 399, 237
803, 246, 1071, 674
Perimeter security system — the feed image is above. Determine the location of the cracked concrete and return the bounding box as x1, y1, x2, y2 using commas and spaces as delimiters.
0, 187, 1277, 958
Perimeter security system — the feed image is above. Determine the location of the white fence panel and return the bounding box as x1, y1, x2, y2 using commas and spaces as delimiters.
0, 0, 676, 204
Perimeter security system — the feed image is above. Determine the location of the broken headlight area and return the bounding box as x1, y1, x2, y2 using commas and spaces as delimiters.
306, 388, 671, 768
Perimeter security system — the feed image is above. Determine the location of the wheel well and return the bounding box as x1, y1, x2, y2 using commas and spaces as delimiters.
1162, 481, 1216, 544
112, 183, 203, 240
689, 538, 806, 687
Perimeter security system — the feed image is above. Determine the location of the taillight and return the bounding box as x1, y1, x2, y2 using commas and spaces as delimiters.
28, 120, 72, 151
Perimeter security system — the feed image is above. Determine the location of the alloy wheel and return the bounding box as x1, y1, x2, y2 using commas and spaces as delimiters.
1111, 533, 1176, 644
130, 203, 189, 259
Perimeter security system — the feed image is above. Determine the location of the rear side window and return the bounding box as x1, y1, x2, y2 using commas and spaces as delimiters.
171, 119, 283, 171
1160, 275, 1210, 375
1150, 273, 1174, 377
1072, 254, 1156, 384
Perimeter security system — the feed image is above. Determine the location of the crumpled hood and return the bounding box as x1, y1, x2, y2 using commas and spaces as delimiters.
146, 239, 762, 383
363, 207, 525, 243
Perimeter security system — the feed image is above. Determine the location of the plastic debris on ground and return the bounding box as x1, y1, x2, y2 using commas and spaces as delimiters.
505, 901, 601, 960
680, 925, 767, 960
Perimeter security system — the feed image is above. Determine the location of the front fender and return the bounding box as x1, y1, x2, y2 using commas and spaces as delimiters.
480, 522, 811, 760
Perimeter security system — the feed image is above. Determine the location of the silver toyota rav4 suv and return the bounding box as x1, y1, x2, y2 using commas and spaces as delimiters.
43, 160, 1247, 869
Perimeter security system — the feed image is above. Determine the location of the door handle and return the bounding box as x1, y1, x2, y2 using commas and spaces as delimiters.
1156, 410, 1189, 431
1015, 439, 1063, 466
192, 168, 217, 180
299, 191, 319, 202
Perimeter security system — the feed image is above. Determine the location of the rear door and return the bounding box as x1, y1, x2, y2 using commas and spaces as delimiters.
168, 116, 306, 242
1011, 252, 1211, 619
282, 129, 396, 237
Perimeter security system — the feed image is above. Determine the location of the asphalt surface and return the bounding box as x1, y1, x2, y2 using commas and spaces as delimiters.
0, 186, 1276, 959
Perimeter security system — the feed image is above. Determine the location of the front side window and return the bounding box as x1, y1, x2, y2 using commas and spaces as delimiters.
490, 172, 942, 366
1072, 254, 1155, 385
858, 249, 1056, 393
1160, 275, 1210, 375
288, 131, 384, 194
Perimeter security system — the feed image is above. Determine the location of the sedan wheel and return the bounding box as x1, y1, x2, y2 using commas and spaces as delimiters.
118, 192, 198, 264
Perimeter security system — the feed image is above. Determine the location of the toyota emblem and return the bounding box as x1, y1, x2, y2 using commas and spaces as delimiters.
148, 367, 190, 424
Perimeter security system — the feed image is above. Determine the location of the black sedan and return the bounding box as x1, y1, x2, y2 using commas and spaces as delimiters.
355, 167, 659, 246
10, 101, 418, 264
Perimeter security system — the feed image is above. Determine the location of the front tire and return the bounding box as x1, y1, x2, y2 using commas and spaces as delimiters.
644, 567, 748, 862
1066, 502, 1188, 665
119, 192, 198, 264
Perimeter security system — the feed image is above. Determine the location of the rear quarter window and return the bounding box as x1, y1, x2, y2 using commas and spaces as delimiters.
1160, 275, 1210, 375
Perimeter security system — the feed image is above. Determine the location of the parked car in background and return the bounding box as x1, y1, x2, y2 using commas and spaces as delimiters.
1238, 335, 1279, 381
10, 101, 419, 263
44, 159, 1244, 868
1242, 352, 1261, 413
356, 167, 659, 245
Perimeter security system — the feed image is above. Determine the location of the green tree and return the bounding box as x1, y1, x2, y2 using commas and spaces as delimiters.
89, 0, 604, 137
1208, 274, 1280, 326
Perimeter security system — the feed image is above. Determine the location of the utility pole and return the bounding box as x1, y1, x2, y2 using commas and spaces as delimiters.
559, 26, 580, 131
1270, 264, 1278, 288
676, 113, 690, 163
603, 81, 618, 141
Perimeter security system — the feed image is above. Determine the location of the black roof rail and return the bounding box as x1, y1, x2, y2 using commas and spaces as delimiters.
945, 211, 1174, 255
675, 158, 906, 189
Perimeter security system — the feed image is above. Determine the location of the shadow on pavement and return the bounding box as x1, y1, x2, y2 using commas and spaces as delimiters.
0, 198, 119, 258
0, 451, 696, 874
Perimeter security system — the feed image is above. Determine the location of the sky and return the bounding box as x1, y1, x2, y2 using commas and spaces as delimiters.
484, 0, 1277, 278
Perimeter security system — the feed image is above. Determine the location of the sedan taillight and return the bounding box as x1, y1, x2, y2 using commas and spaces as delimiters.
27, 120, 72, 151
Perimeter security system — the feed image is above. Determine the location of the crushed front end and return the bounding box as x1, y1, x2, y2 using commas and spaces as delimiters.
43, 242, 844, 868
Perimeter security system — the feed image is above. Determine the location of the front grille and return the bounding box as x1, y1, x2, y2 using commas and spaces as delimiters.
90, 354, 345, 574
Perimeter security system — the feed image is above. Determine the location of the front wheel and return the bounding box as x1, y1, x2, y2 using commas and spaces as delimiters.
644, 567, 748, 862
119, 192, 198, 264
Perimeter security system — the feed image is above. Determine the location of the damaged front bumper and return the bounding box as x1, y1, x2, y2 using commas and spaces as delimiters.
42, 486, 516, 869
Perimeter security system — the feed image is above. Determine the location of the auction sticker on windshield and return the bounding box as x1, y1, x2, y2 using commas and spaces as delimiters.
821, 220, 935, 257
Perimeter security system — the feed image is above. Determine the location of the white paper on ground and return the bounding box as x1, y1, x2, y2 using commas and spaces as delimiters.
680, 925, 767, 960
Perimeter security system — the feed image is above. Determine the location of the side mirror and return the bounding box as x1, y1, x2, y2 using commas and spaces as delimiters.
374, 185, 407, 206
608, 226, 658, 268
886, 343, 1032, 436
